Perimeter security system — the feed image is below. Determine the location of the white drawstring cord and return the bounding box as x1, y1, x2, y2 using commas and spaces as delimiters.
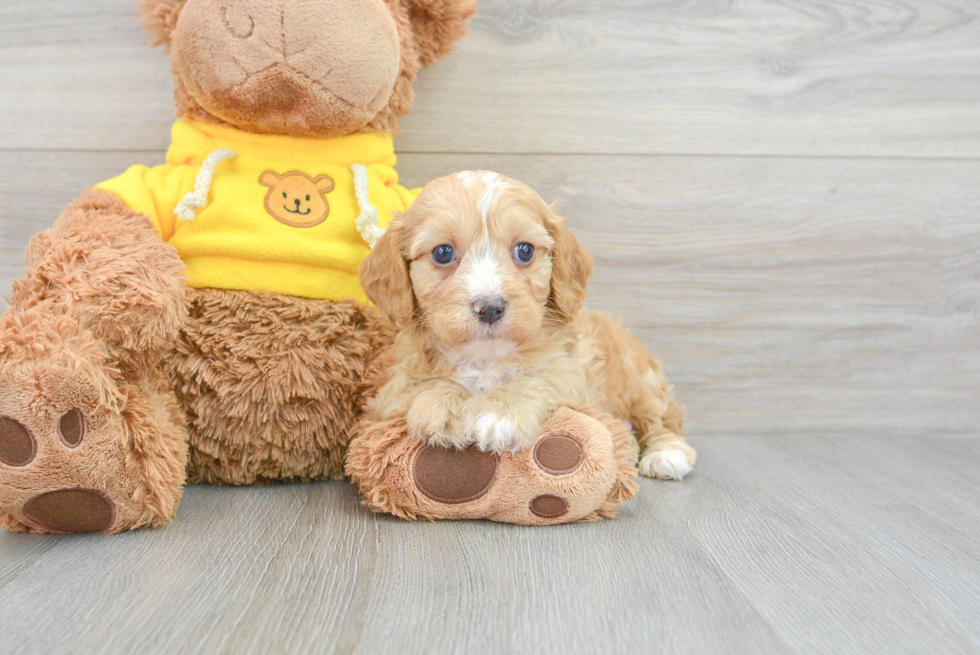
174, 148, 237, 221
351, 163, 385, 248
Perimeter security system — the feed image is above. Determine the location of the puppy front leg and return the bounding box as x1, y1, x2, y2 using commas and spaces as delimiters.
463, 371, 587, 452
405, 380, 471, 449
462, 393, 545, 453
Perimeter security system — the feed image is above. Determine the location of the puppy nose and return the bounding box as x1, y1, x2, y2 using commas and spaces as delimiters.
473, 297, 507, 325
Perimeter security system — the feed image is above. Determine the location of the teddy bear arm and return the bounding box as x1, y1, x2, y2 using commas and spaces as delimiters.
9, 188, 189, 364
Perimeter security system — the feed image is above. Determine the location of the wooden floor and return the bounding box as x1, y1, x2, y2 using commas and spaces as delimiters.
1, 1, 979, 653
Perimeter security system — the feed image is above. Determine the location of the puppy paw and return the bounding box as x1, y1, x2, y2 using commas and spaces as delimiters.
461, 393, 545, 453
406, 392, 467, 449
638, 445, 695, 481
469, 412, 522, 452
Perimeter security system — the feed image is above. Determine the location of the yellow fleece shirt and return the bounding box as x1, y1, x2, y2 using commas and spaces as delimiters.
97, 119, 419, 302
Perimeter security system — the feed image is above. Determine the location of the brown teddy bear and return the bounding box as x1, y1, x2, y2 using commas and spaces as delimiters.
0, 0, 477, 534
0, 0, 639, 534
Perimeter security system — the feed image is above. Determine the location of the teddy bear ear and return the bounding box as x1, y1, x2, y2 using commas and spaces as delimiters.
138, 0, 188, 47
402, 0, 478, 67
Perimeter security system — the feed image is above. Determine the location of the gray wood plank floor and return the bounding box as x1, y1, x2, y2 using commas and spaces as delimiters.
1, 1, 978, 654
1, 436, 978, 655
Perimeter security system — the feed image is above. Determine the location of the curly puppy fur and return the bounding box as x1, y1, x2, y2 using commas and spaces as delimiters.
359, 172, 696, 478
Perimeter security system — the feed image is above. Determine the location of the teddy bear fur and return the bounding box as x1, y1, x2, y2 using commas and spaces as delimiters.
0, 0, 476, 533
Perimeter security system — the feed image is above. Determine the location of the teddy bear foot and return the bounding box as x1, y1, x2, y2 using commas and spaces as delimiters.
346, 406, 639, 525
1, 407, 120, 533
0, 309, 187, 534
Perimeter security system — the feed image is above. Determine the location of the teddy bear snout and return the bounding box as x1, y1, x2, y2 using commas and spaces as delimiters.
172, 0, 401, 135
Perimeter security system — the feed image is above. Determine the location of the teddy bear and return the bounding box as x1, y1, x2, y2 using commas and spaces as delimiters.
0, 0, 639, 534
0, 0, 477, 533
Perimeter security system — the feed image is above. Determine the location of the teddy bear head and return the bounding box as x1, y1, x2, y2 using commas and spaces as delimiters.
139, 0, 476, 138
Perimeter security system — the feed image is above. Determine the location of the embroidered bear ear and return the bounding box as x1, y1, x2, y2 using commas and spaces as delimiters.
313, 175, 335, 194
138, 0, 189, 48
259, 171, 282, 188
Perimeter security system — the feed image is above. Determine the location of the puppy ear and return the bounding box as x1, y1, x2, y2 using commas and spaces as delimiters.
359, 221, 415, 328
402, 0, 478, 67
545, 206, 594, 321
138, 0, 188, 47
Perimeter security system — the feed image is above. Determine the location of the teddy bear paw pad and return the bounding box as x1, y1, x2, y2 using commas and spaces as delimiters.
529, 494, 569, 519
349, 407, 638, 526
413, 445, 499, 504
533, 434, 584, 475
57, 409, 85, 447
0, 417, 37, 467
23, 488, 115, 533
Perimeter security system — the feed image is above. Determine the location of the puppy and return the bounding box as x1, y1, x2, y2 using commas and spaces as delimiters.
359, 171, 696, 480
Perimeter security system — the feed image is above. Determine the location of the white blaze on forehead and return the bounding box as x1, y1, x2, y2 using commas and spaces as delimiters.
477, 171, 509, 224
460, 172, 509, 301
452, 171, 511, 301
457, 170, 479, 186
464, 240, 502, 299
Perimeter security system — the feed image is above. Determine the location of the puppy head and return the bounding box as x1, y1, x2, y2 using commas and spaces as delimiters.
359, 171, 593, 348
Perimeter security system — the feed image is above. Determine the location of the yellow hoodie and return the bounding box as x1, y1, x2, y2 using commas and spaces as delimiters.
97, 119, 419, 302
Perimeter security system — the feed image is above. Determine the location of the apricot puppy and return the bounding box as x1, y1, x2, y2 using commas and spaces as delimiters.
359, 172, 696, 479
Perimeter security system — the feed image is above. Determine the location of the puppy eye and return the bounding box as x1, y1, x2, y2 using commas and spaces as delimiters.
513, 242, 535, 264
431, 245, 456, 266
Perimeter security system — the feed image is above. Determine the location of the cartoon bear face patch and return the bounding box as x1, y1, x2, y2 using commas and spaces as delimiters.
259, 171, 335, 227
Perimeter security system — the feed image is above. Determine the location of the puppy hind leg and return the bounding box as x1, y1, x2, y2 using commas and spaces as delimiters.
629, 370, 697, 481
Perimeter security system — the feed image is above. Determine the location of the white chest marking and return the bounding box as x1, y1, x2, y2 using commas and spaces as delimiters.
445, 341, 521, 395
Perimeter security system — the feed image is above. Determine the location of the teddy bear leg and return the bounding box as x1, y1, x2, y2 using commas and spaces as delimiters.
0, 309, 188, 535
0, 188, 192, 533
346, 406, 640, 525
